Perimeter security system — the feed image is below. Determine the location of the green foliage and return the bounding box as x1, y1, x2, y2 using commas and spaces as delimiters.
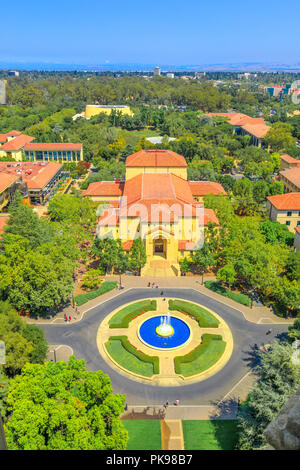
236, 340, 300, 449
217, 263, 237, 287
174, 334, 226, 376
81, 269, 104, 290
204, 281, 251, 306
0, 301, 48, 376
168, 299, 219, 327
92, 238, 126, 274
22, 325, 48, 364
264, 122, 295, 152
128, 239, 146, 274
260, 220, 294, 246
74, 281, 117, 306
284, 251, 300, 282
4, 357, 128, 450
288, 318, 300, 340
0, 369, 9, 418
109, 300, 157, 328
106, 336, 159, 376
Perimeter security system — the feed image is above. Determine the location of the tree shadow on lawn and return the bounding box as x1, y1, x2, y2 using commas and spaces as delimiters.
122, 406, 166, 420
208, 397, 239, 450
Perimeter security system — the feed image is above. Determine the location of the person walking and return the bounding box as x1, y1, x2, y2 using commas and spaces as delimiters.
69, 315, 71, 322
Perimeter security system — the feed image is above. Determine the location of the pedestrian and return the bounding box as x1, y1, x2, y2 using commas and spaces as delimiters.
160, 290, 164, 296
176, 399, 180, 406
152, 282, 155, 288
266, 328, 272, 335
156, 284, 158, 288
148, 282, 151, 287
124, 403, 128, 411
64, 315, 67, 322
69, 315, 71, 322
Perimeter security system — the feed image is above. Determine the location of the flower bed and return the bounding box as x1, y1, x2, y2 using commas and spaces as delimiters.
168, 299, 219, 328
109, 300, 157, 328
105, 335, 159, 376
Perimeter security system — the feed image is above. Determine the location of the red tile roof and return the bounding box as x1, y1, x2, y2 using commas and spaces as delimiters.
126, 149, 187, 167
0, 173, 20, 193
267, 192, 300, 210
208, 112, 270, 139
178, 240, 195, 251
6, 130, 22, 136
1, 134, 35, 151
82, 181, 124, 197
0, 134, 8, 143
280, 168, 300, 188
280, 154, 300, 166
204, 208, 220, 226
0, 162, 62, 190
24, 143, 82, 150
122, 240, 133, 251
189, 181, 227, 196
295, 227, 300, 235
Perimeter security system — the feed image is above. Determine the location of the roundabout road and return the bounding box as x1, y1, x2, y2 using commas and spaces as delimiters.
41, 288, 289, 405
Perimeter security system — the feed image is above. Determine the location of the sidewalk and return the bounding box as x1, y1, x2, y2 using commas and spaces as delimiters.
26, 274, 293, 326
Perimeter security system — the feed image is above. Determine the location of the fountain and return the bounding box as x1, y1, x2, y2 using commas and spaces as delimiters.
156, 313, 174, 337
138, 313, 190, 350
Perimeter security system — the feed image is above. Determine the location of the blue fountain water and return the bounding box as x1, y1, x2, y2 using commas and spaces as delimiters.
138, 316, 190, 349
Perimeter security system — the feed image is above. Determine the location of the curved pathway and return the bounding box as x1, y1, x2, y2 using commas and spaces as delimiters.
41, 288, 290, 406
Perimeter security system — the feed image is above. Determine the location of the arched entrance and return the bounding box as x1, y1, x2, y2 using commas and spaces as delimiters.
153, 238, 166, 257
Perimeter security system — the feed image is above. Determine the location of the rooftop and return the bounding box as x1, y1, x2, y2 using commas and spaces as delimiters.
208, 112, 270, 139
280, 167, 300, 187
267, 192, 300, 210
126, 149, 188, 168
0, 172, 20, 193
24, 143, 82, 150
1, 134, 35, 151
82, 180, 124, 197
189, 181, 227, 196
0, 162, 62, 190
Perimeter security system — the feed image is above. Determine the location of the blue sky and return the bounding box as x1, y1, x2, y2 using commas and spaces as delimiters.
1, 0, 299, 65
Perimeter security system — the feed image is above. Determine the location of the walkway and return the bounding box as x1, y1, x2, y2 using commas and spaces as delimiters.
27, 275, 293, 326
161, 420, 184, 450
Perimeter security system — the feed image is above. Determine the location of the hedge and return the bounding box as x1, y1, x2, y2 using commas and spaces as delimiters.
204, 281, 251, 307
174, 334, 226, 377
106, 335, 159, 376
109, 300, 157, 328
74, 281, 117, 306
168, 299, 219, 328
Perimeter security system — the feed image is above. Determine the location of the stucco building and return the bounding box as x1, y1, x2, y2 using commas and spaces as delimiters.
83, 149, 224, 276
266, 192, 300, 233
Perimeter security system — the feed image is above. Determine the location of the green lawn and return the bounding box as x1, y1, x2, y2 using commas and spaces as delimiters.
168, 299, 219, 328
74, 281, 117, 306
123, 420, 162, 450
174, 334, 226, 377
109, 300, 157, 328
105, 337, 158, 377
182, 420, 238, 450
204, 281, 251, 307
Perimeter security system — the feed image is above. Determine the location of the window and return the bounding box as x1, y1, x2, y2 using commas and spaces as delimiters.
297, 221, 300, 226
287, 211, 292, 217
286, 221, 291, 226
49, 152, 53, 160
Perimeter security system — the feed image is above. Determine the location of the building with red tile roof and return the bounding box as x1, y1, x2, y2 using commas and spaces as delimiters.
294, 226, 300, 251
279, 167, 300, 193
0, 161, 63, 205
0, 173, 21, 211
88, 150, 221, 275
279, 154, 300, 171
208, 112, 270, 147
266, 192, 300, 233
0, 130, 83, 162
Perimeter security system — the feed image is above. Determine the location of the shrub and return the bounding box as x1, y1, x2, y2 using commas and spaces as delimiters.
204, 281, 251, 306
106, 336, 159, 375
109, 300, 157, 328
168, 299, 219, 328
74, 281, 117, 306
174, 334, 226, 376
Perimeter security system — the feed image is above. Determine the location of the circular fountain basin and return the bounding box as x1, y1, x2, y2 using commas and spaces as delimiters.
138, 316, 190, 350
